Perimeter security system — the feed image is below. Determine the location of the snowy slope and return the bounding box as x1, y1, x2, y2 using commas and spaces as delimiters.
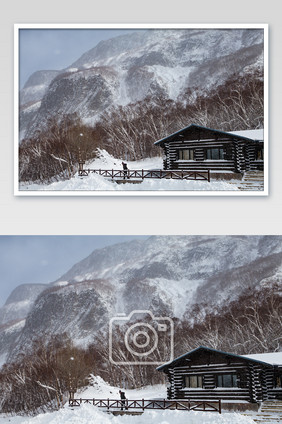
79, 375, 166, 399
58, 236, 282, 288
70, 29, 262, 73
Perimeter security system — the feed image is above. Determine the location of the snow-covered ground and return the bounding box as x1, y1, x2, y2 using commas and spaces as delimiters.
0, 405, 256, 424
18, 150, 246, 194
0, 376, 257, 424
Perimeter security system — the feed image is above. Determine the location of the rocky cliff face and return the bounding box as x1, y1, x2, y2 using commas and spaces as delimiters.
0, 283, 48, 366
0, 283, 48, 326
19, 28, 264, 140
1, 236, 281, 365
20, 70, 60, 105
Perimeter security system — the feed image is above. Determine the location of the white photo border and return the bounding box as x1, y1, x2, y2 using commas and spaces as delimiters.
14, 23, 269, 197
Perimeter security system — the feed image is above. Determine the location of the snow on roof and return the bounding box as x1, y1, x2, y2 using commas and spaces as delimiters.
243, 352, 282, 366
228, 129, 264, 141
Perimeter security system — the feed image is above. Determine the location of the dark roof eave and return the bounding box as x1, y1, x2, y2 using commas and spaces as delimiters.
156, 346, 277, 372
154, 124, 261, 146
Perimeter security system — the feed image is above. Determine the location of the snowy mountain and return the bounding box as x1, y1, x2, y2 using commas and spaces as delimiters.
19, 70, 60, 140
0, 283, 47, 366
0, 283, 48, 326
19, 28, 264, 140
1, 236, 281, 365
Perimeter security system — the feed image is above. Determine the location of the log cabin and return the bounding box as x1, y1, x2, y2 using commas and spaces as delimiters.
157, 346, 282, 406
154, 124, 264, 178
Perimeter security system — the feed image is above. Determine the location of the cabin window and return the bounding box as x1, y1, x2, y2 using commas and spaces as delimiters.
216, 374, 238, 388
255, 148, 264, 160
184, 375, 203, 388
275, 374, 282, 388
178, 149, 194, 160
205, 148, 225, 160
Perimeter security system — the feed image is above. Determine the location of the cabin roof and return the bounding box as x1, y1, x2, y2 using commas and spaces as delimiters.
154, 124, 263, 146
157, 346, 282, 372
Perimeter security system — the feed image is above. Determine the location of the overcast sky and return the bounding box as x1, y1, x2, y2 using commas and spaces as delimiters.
0, 235, 149, 306
19, 28, 138, 88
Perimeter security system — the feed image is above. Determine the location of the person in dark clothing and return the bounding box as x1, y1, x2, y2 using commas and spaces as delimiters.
119, 389, 127, 410
122, 162, 128, 179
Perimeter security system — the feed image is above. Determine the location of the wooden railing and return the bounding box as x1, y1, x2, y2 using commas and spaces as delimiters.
78, 168, 210, 182
69, 398, 221, 413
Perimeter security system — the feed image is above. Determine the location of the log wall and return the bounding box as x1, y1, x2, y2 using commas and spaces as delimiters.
165, 359, 278, 403
162, 139, 263, 173
166, 361, 251, 402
